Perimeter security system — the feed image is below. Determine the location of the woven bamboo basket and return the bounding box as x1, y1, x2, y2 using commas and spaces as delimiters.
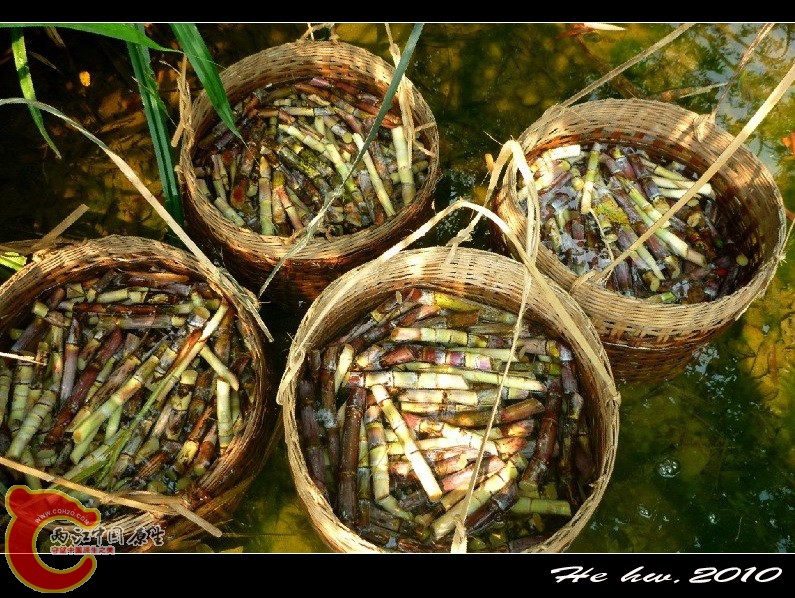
0, 235, 279, 552
493, 99, 787, 383
179, 40, 440, 311
278, 246, 620, 553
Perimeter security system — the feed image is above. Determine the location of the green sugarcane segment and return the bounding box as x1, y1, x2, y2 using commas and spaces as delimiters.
258, 157, 274, 235
128, 303, 231, 432
391, 125, 416, 204
62, 441, 112, 482
69, 420, 101, 465
423, 292, 518, 324
579, 142, 602, 215
397, 389, 480, 406
510, 497, 572, 517
640, 156, 689, 182
216, 379, 233, 449
365, 404, 390, 502
20, 447, 42, 490
376, 495, 414, 522
632, 238, 666, 280
620, 176, 671, 228
104, 403, 123, 441
6, 388, 58, 460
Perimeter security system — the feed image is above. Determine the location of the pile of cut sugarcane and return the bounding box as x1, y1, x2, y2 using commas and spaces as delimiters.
299, 288, 594, 552
192, 76, 431, 239
519, 142, 749, 303
0, 269, 253, 515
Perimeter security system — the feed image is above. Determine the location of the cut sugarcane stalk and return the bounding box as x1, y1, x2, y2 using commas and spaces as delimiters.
0, 360, 11, 425
20, 447, 42, 489
441, 398, 545, 428
7, 383, 59, 460
618, 176, 670, 228
412, 418, 499, 456
510, 497, 572, 517
338, 387, 366, 525
390, 327, 486, 348
198, 177, 245, 227
371, 384, 442, 502
334, 344, 355, 393
659, 186, 711, 200
396, 389, 479, 406
430, 455, 520, 540
8, 359, 34, 431
632, 202, 707, 267
258, 157, 274, 235
420, 291, 517, 324
391, 363, 545, 392
68, 343, 162, 445
548, 144, 581, 161
579, 142, 602, 215
376, 495, 413, 522
352, 132, 395, 216
216, 379, 233, 450
640, 156, 688, 181
73, 303, 230, 445
11, 288, 65, 353
63, 441, 112, 481
60, 317, 80, 401
190, 423, 218, 478
365, 402, 389, 502
347, 370, 470, 390
104, 404, 123, 441
390, 125, 416, 205
69, 350, 140, 432
199, 346, 239, 391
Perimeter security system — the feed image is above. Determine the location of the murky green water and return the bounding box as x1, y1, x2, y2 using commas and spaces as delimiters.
1, 23, 793, 553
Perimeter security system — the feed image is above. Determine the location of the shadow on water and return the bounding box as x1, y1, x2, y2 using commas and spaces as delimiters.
0, 23, 793, 553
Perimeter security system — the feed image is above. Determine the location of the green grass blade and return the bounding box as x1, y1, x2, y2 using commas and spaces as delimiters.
170, 23, 241, 139
0, 23, 174, 52
10, 27, 61, 159
126, 24, 183, 226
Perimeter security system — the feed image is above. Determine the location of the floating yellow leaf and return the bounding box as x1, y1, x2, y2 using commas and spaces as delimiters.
781, 131, 795, 160
79, 70, 91, 87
